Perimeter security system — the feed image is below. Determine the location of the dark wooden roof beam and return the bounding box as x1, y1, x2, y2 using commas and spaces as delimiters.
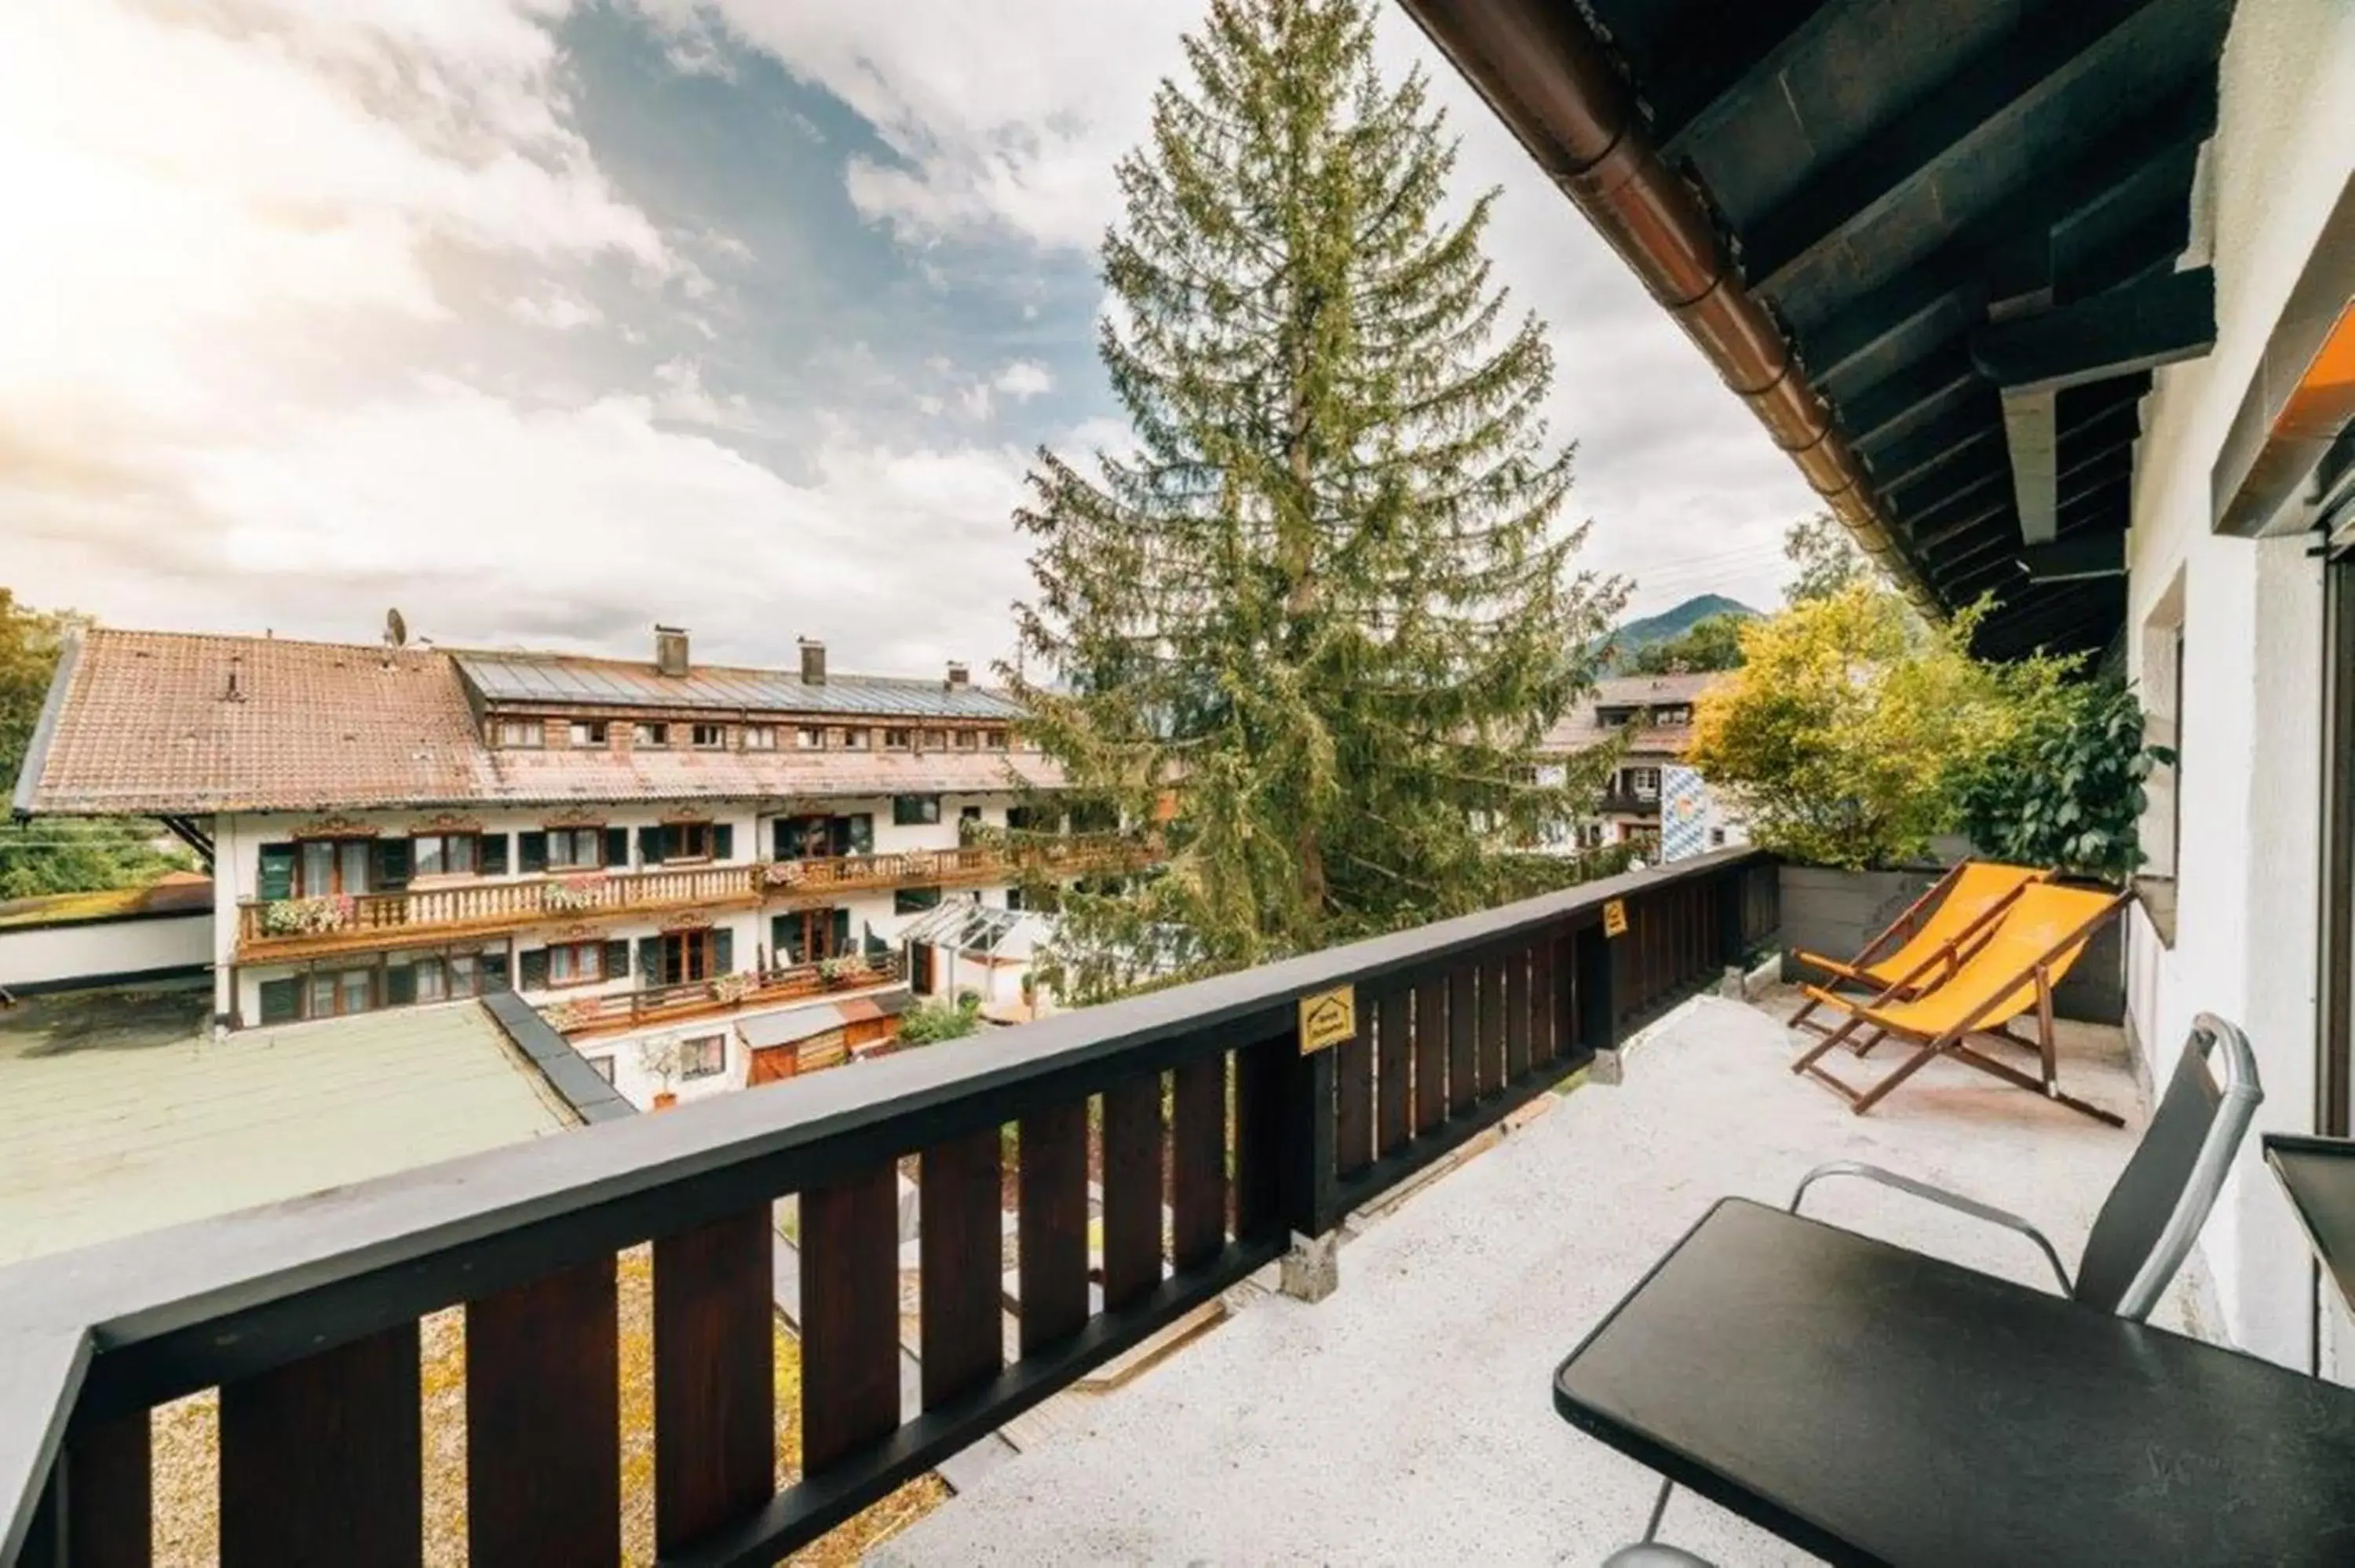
1739, 0, 2177, 295
1897, 467, 2012, 540
1645, 0, 1842, 158
1971, 268, 2218, 396
1798, 78, 2219, 385
2022, 532, 2127, 583
1860, 403, 2003, 496
1843, 347, 1984, 454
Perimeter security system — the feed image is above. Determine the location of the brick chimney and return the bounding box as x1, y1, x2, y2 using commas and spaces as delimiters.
654, 625, 690, 677
945, 660, 969, 690
799, 637, 827, 686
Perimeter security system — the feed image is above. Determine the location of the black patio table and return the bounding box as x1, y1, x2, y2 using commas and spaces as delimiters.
1553, 1198, 2355, 1567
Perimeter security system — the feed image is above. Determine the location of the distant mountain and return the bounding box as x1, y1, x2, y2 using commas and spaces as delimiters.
1597, 593, 1760, 672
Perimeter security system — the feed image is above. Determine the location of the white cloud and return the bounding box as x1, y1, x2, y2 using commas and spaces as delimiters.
507, 289, 605, 331
651, 358, 752, 427
991, 360, 1054, 401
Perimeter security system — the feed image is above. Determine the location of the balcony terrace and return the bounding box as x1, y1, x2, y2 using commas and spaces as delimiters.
231, 833, 1143, 962
0, 850, 1773, 1566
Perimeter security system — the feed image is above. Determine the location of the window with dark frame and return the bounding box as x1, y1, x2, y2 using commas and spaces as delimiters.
411, 832, 477, 878
569, 720, 608, 747
797, 726, 825, 749
659, 928, 720, 985
635, 721, 669, 746
955, 728, 978, 749
844, 727, 871, 750
679, 1034, 727, 1079
545, 826, 604, 870
743, 724, 777, 750
668, 821, 715, 861
295, 837, 372, 897
496, 718, 543, 748
895, 884, 942, 914
545, 941, 604, 987
692, 723, 726, 749
893, 793, 941, 826
884, 727, 911, 750
984, 729, 1008, 750
922, 728, 947, 749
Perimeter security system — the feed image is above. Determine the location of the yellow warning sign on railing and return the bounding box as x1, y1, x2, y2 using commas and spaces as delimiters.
1602, 899, 1630, 939
1298, 985, 1357, 1054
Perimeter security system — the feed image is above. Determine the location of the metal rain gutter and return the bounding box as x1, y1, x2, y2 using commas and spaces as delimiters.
1394, 0, 1946, 621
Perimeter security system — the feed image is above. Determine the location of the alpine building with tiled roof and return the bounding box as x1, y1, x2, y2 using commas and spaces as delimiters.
10, 622, 1137, 1096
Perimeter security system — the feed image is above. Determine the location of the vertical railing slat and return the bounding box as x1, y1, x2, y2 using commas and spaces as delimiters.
1334, 1015, 1374, 1180
1531, 933, 1557, 1068
1505, 950, 1532, 1082
1232, 1034, 1288, 1242
1477, 955, 1507, 1095
800, 1171, 898, 1475
655, 1208, 776, 1552
1375, 986, 1411, 1155
1017, 1102, 1091, 1354
1413, 975, 1448, 1135
220, 1322, 422, 1568
467, 1258, 620, 1567
1101, 1074, 1165, 1309
64, 1411, 151, 1568
1447, 964, 1477, 1117
1170, 1052, 1227, 1269
920, 1127, 1004, 1412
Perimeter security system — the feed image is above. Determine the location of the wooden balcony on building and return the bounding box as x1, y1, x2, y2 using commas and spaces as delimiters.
233, 835, 1147, 962
550, 950, 908, 1041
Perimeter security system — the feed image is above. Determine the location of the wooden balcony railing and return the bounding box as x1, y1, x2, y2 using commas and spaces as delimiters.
546, 950, 909, 1039
234, 835, 1146, 959
1, 848, 1776, 1567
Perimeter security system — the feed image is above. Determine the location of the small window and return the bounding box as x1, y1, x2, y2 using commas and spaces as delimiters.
893, 794, 941, 826
922, 729, 947, 750
546, 941, 604, 987
795, 726, 824, 749
985, 729, 1008, 750
843, 727, 871, 750
1656, 706, 1692, 726
1709, 826, 1727, 848
497, 719, 542, 748
692, 724, 726, 749
895, 885, 943, 914
670, 821, 715, 861
587, 1054, 615, 1085
743, 724, 777, 751
412, 833, 477, 878
634, 721, 669, 746
570, 720, 608, 747
955, 729, 978, 749
960, 804, 984, 826
679, 1034, 727, 1080
1628, 768, 1661, 797
883, 727, 911, 751
546, 826, 603, 869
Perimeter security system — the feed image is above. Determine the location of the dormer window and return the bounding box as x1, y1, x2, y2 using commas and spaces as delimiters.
496, 719, 542, 748
797, 726, 825, 749
1654, 706, 1692, 726
634, 722, 668, 747
691, 724, 726, 749
884, 727, 911, 751
743, 724, 777, 751
569, 720, 608, 747
843, 727, 871, 750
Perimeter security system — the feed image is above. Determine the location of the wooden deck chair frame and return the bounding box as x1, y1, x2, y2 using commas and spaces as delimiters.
1787, 862, 2044, 1037
1788, 888, 2130, 1126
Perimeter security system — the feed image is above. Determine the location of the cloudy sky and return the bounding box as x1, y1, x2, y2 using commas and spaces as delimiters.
1, 0, 1820, 676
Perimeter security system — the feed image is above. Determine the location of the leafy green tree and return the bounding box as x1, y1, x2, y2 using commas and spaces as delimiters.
0, 589, 188, 900
1627, 613, 1748, 674
898, 992, 984, 1045
1685, 582, 2065, 870
1952, 676, 2168, 881
1783, 510, 1868, 605
1007, 0, 1626, 1001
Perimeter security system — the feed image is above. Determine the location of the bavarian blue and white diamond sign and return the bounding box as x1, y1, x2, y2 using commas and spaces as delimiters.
1659, 765, 1710, 862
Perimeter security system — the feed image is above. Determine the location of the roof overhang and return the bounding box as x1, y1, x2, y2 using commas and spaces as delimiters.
1398, 0, 2236, 660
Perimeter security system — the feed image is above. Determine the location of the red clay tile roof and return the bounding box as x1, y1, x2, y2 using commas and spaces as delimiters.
16, 629, 1064, 815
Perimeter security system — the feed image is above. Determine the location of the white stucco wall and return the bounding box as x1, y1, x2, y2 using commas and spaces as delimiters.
0, 913, 210, 994
2123, 0, 2355, 1369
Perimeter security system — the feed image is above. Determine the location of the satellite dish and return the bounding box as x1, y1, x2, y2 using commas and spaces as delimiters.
385, 607, 408, 648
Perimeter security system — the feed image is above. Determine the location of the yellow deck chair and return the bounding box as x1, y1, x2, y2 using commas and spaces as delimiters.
1790, 881, 2129, 1124
1787, 860, 2046, 1035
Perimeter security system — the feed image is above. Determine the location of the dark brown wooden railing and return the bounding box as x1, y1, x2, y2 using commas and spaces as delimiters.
0, 848, 1775, 1568
548, 950, 910, 1038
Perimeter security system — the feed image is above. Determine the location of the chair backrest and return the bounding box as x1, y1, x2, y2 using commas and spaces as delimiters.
1871, 862, 2043, 979
2074, 1014, 2262, 1319
1879, 884, 2122, 1034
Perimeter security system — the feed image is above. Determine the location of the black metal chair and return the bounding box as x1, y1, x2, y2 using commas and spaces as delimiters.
1604, 1012, 2261, 1566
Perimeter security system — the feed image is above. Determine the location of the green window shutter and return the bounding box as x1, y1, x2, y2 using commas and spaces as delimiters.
714, 823, 734, 860
518, 947, 549, 990
257, 976, 301, 1024
479, 833, 509, 875
257, 843, 296, 902
713, 928, 735, 974
637, 826, 666, 865
636, 936, 662, 983
372, 838, 413, 891
774, 819, 798, 859
848, 814, 874, 855
383, 964, 417, 1006
601, 939, 630, 979
517, 831, 549, 874
604, 827, 630, 867
480, 951, 510, 990
831, 908, 852, 954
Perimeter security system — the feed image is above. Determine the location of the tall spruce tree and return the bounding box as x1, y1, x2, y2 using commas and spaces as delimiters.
1006, 0, 1625, 999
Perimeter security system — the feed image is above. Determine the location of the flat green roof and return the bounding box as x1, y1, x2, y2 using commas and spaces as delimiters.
0, 985, 578, 1265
